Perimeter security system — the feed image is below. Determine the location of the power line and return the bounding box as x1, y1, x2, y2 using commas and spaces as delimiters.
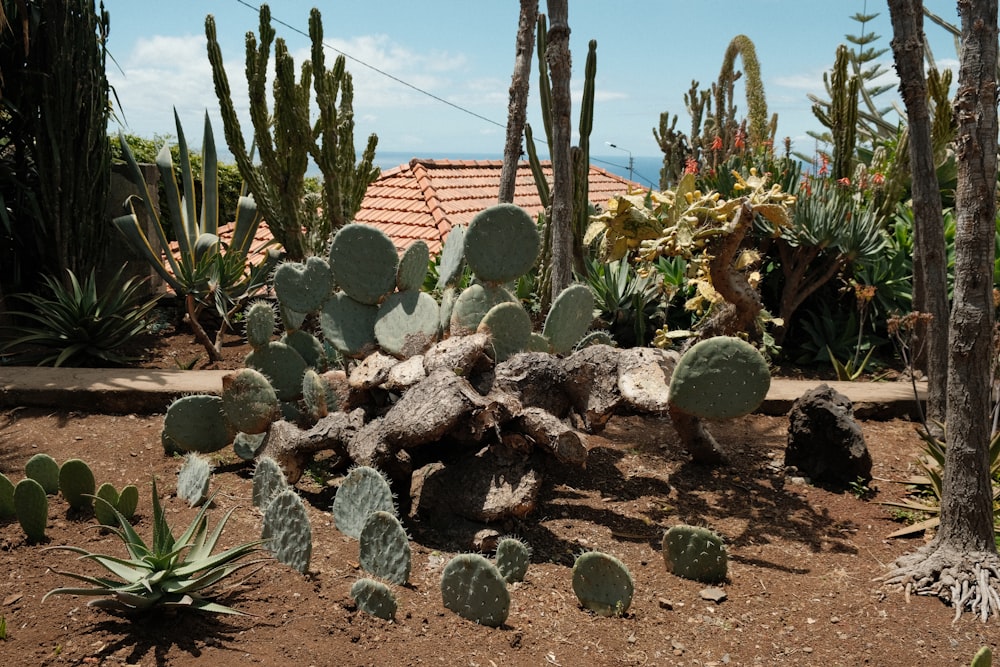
231, 0, 504, 129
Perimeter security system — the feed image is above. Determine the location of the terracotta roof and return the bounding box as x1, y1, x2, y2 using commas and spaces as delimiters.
169, 158, 639, 273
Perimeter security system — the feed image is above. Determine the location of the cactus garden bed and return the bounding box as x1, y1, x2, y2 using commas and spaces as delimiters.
0, 400, 995, 665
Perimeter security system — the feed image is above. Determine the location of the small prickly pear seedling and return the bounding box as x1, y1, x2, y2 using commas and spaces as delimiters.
572, 551, 634, 617
261, 488, 312, 574
301, 369, 329, 422
58, 459, 96, 511
351, 577, 398, 621
244, 300, 277, 350
359, 510, 411, 585
0, 473, 17, 518
116, 484, 139, 521
495, 536, 531, 583
177, 454, 211, 507
331, 466, 396, 539
662, 524, 728, 584
440, 553, 510, 627
543, 283, 595, 355
94, 483, 121, 527
14, 477, 48, 543
25, 453, 60, 495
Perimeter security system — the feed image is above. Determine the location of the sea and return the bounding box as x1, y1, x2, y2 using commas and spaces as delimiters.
373, 150, 663, 190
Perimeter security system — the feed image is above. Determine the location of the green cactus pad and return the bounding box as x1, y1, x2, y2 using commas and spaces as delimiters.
25, 453, 60, 495
477, 301, 532, 362
252, 456, 289, 510
58, 459, 96, 511
301, 369, 329, 421
14, 477, 48, 543
234, 431, 267, 461
576, 330, 614, 349
438, 287, 457, 334
374, 290, 440, 358
244, 300, 277, 350
543, 283, 595, 355
359, 510, 412, 585
440, 553, 510, 627
450, 283, 518, 336
332, 466, 396, 539
572, 551, 634, 617
262, 488, 312, 573
351, 577, 398, 621
464, 204, 540, 284
495, 536, 531, 583
93, 483, 120, 527
117, 484, 139, 521
281, 329, 328, 372
246, 341, 309, 403
397, 240, 430, 292
971, 646, 993, 667
177, 453, 211, 507
329, 223, 398, 305
526, 331, 552, 353
222, 368, 280, 435
320, 292, 379, 358
662, 525, 728, 583
436, 226, 466, 290
162, 395, 233, 453
668, 336, 771, 420
280, 305, 308, 333
273, 256, 333, 314
0, 473, 16, 518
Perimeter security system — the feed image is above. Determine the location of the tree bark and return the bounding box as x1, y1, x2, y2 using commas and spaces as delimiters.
499, 0, 538, 204
545, 0, 574, 301
938, 0, 998, 554
887, 0, 949, 425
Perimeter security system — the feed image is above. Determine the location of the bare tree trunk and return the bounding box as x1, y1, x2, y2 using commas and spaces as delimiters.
545, 0, 574, 301
499, 0, 538, 204
888, 0, 949, 425
939, 0, 998, 553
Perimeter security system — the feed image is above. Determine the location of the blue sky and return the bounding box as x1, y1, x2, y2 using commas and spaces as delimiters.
101, 1, 962, 166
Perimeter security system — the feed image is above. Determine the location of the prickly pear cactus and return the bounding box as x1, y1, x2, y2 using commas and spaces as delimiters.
320, 292, 379, 358
359, 510, 411, 585
244, 300, 277, 350
543, 283, 595, 355
0, 473, 15, 518
273, 255, 333, 314
262, 488, 312, 573
329, 223, 398, 305
464, 204, 540, 284
440, 553, 510, 627
301, 368, 329, 422
477, 301, 532, 362
177, 453, 211, 507
234, 431, 267, 461
14, 477, 48, 543
25, 453, 60, 495
662, 524, 728, 583
668, 335, 770, 420
450, 283, 518, 336
495, 536, 531, 583
221, 368, 280, 435
94, 482, 121, 527
351, 577, 398, 621
162, 394, 233, 454
252, 456, 289, 510
397, 240, 430, 292
245, 341, 309, 403
374, 290, 440, 358
332, 466, 396, 539
282, 329, 328, 371
970, 646, 993, 667
435, 225, 466, 290
58, 459, 96, 511
572, 551, 634, 617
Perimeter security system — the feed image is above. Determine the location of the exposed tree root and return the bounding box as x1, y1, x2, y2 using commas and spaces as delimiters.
881, 544, 1000, 623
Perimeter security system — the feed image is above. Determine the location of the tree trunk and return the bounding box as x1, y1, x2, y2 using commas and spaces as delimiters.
499, 0, 538, 204
939, 0, 998, 554
545, 0, 574, 301
887, 0, 949, 425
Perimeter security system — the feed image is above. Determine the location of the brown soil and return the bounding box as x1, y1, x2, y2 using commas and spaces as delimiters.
1, 322, 996, 666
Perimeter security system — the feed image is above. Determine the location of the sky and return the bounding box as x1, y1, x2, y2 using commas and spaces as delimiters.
100, 0, 963, 174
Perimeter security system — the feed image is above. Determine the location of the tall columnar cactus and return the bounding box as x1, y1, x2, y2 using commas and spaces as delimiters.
359, 510, 411, 585
571, 551, 634, 617
14, 478, 48, 543
58, 459, 96, 511
331, 466, 396, 539
662, 524, 728, 583
440, 553, 510, 627
495, 536, 531, 583
262, 488, 312, 573
351, 577, 398, 621
812, 44, 859, 180
177, 454, 212, 507
25, 453, 60, 495
714, 34, 771, 151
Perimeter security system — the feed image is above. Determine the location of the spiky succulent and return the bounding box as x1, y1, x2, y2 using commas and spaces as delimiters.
43, 479, 264, 615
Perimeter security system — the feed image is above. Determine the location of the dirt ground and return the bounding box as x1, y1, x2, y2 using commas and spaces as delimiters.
0, 322, 997, 666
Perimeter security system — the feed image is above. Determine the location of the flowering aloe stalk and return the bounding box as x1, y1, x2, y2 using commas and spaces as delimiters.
42, 479, 265, 615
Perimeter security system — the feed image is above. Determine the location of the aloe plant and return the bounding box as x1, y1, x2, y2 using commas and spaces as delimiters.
43, 479, 265, 615
113, 110, 278, 362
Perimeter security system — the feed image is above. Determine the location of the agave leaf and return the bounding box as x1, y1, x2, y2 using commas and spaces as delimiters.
886, 516, 941, 539
201, 111, 220, 236
184, 505, 235, 563
172, 542, 265, 579
79, 554, 152, 583
150, 478, 176, 558
165, 557, 266, 594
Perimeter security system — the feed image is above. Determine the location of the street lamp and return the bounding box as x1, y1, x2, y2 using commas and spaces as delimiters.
606, 142, 634, 182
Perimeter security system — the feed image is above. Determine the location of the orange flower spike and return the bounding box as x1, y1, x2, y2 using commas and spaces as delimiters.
710, 136, 723, 151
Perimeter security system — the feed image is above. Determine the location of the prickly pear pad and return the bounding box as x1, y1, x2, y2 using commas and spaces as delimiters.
668, 336, 770, 420
351, 578, 398, 620
440, 553, 510, 627
662, 524, 728, 583
464, 204, 540, 284
572, 551, 634, 617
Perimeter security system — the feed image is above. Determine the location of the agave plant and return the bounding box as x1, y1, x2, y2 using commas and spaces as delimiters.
43, 479, 265, 615
1, 265, 159, 367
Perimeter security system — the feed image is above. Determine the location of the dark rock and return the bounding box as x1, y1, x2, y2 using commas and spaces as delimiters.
785, 383, 872, 489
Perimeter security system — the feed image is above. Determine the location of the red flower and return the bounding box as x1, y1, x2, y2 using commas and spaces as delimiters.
799, 176, 812, 196
684, 157, 699, 175
710, 135, 723, 151
818, 154, 830, 176
734, 128, 746, 150
837, 177, 851, 187
872, 172, 886, 186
